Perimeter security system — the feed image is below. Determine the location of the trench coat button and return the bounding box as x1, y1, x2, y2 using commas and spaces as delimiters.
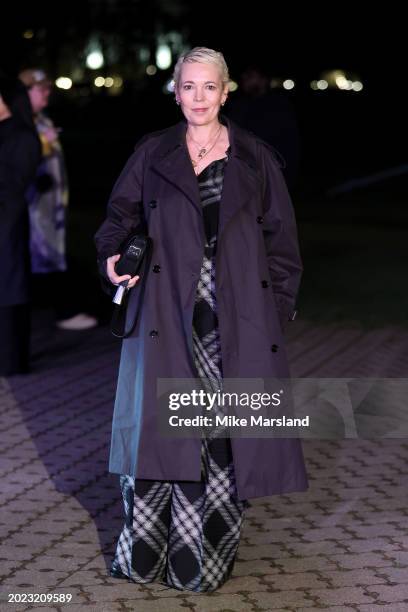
149, 330, 159, 338
153, 264, 161, 273
261, 280, 269, 288
256, 215, 264, 224
271, 344, 279, 352
149, 200, 157, 208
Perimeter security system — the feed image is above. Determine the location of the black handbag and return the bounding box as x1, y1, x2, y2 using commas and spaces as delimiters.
110, 234, 153, 338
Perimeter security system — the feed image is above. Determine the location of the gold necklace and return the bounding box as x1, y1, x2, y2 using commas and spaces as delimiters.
187, 124, 223, 168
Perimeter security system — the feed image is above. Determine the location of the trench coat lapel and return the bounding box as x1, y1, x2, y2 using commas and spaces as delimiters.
151, 121, 202, 214
150, 115, 261, 232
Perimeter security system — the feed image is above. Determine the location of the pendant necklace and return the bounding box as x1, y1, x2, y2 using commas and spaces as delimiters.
187, 124, 223, 168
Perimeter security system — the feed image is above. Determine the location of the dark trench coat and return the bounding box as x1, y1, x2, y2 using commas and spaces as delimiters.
94, 115, 308, 501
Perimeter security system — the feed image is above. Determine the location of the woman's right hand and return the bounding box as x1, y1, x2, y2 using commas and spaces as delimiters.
106, 254, 140, 289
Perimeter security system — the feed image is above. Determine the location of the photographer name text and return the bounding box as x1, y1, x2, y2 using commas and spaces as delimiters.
168, 415, 310, 428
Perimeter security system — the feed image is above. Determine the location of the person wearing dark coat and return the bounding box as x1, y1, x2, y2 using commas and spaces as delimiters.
225, 64, 301, 191
0, 77, 41, 376
94, 47, 308, 592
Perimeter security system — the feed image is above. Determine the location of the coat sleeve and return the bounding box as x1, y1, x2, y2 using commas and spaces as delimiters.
94, 136, 149, 294
257, 139, 303, 330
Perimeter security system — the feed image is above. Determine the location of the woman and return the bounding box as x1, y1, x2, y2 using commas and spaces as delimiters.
94, 47, 308, 592
0, 77, 41, 376
18, 69, 69, 276
19, 68, 97, 330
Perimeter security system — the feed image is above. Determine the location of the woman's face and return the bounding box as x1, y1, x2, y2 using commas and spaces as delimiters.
176, 62, 228, 126
28, 84, 51, 114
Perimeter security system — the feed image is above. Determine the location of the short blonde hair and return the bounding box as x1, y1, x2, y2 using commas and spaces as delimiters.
173, 47, 230, 90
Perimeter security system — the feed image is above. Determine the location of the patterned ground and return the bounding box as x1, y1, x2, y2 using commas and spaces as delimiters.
1, 313, 407, 611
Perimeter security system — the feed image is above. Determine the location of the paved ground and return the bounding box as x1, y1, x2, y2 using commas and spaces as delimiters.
1, 312, 408, 611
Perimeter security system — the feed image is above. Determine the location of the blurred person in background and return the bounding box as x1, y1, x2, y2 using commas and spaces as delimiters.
225, 63, 301, 191
19, 68, 97, 330
0, 77, 41, 375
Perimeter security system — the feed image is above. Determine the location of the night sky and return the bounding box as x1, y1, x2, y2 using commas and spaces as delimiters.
2, 2, 405, 79
1, 2, 407, 185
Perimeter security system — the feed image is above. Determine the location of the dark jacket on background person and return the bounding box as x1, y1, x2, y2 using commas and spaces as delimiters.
225, 90, 301, 190
0, 79, 41, 306
94, 115, 308, 501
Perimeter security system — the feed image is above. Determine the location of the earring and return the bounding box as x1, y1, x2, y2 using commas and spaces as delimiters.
176, 99, 180, 105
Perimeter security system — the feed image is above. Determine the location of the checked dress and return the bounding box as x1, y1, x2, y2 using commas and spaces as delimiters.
110, 150, 249, 592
